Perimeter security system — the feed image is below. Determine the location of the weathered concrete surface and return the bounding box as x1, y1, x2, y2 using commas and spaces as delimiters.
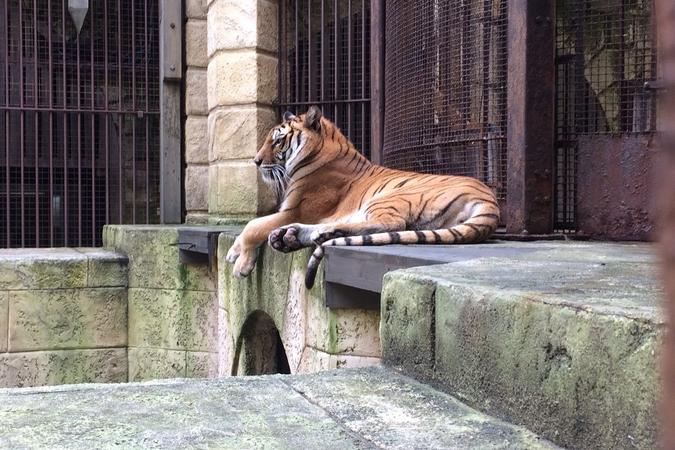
104, 225, 221, 381
0, 248, 128, 388
381, 241, 662, 450
0, 367, 559, 449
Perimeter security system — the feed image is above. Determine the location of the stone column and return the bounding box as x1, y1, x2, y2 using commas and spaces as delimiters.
185, 0, 210, 223
206, 0, 278, 222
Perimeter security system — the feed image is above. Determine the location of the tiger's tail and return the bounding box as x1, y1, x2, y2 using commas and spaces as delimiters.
304, 212, 499, 288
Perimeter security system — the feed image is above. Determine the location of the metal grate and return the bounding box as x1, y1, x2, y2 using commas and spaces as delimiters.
0, 0, 161, 248
382, 0, 509, 201
278, 0, 371, 158
554, 0, 657, 231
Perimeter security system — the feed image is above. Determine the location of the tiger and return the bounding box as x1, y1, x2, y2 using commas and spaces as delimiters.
225, 106, 500, 288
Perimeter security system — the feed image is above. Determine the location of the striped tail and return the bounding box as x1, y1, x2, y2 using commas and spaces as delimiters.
304, 217, 498, 288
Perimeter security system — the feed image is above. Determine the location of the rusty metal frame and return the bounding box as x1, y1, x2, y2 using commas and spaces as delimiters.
159, 0, 182, 224
505, 0, 555, 234
369, 0, 384, 164
657, 0, 675, 445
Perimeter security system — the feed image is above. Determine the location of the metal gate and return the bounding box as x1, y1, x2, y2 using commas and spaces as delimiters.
278, 0, 371, 158
0, 0, 161, 248
555, 0, 657, 237
382, 0, 509, 202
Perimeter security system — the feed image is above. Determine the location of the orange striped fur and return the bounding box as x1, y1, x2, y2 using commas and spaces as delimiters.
225, 106, 500, 288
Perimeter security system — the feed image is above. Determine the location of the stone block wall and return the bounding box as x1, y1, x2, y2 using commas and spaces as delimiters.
206, 0, 278, 220
185, 0, 210, 223
104, 226, 219, 381
0, 249, 128, 388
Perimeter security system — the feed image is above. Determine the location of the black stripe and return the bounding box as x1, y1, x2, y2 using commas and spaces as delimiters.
415, 231, 427, 243
389, 232, 401, 244
362, 235, 373, 245
394, 179, 410, 188
431, 230, 442, 242
345, 237, 353, 245
449, 228, 462, 241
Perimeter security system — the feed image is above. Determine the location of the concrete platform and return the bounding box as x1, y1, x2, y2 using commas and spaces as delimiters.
0, 367, 559, 449
380, 240, 662, 450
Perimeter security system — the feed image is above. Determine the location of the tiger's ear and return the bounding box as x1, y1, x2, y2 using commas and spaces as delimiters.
304, 106, 323, 133
283, 111, 296, 122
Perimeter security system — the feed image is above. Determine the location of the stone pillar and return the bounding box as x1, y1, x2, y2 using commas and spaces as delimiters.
206, 0, 279, 222
184, 0, 210, 223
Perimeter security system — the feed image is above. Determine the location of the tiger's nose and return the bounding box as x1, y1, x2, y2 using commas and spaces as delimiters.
253, 157, 262, 166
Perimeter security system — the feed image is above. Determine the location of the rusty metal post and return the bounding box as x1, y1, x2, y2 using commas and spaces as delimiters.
657, 1, 675, 447
505, 0, 555, 234
370, 0, 384, 165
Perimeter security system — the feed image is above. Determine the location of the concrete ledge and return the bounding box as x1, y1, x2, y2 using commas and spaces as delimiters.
381, 241, 662, 450
0, 367, 558, 449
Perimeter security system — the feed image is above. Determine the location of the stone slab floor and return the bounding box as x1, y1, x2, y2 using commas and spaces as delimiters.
0, 367, 560, 449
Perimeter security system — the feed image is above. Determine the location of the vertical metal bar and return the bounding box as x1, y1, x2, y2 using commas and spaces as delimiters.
145, 0, 150, 223
278, 0, 286, 112
3, 0, 9, 246
505, 0, 555, 234
33, 0, 39, 246
19, 0, 25, 246
334, 0, 339, 123
295, 0, 299, 104
361, 0, 366, 154
347, 0, 352, 138
76, 4, 82, 246
62, 0, 68, 246
308, 0, 312, 102
480, 0, 493, 183
118, 113, 122, 224
321, 0, 325, 104
131, 0, 136, 224
48, 0, 53, 246
91, 4, 96, 244
104, 0, 109, 226
117, 0, 122, 223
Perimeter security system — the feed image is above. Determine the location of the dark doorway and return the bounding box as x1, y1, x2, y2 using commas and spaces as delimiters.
232, 311, 291, 376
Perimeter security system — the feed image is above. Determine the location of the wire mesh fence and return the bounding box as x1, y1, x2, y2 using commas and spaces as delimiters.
0, 0, 161, 248
381, 0, 509, 201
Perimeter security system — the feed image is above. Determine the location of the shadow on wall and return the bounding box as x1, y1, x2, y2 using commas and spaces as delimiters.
232, 311, 291, 376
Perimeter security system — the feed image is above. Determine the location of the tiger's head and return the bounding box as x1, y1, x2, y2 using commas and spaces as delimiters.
253, 106, 325, 199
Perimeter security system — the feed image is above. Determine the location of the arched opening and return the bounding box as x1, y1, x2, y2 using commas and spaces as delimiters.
232, 311, 291, 376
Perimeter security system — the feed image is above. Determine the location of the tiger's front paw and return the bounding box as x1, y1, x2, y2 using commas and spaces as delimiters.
232, 248, 258, 278
269, 225, 304, 253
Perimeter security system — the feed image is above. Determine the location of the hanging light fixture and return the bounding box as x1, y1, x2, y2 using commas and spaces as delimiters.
68, 0, 89, 34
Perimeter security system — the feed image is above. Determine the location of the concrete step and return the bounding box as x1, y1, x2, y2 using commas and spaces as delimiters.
0, 367, 559, 449
380, 241, 662, 450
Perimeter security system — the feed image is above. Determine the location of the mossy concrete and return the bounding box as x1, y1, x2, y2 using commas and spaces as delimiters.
105, 225, 221, 381
0, 349, 127, 388
0, 248, 128, 388
0, 367, 559, 449
381, 241, 662, 450
9, 287, 127, 352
